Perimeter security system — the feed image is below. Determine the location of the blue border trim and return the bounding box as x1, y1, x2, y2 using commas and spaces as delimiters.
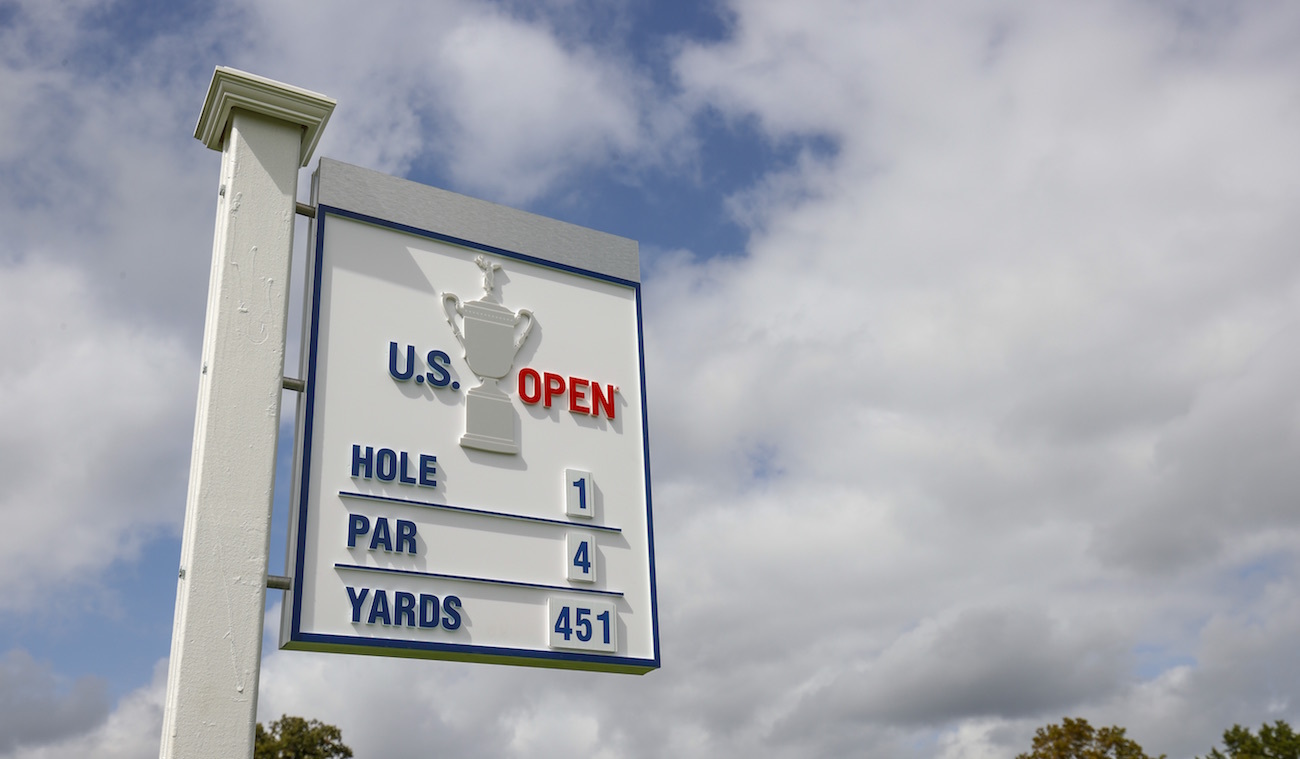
289, 205, 660, 672
288, 630, 656, 672
636, 286, 662, 667
336, 563, 624, 598
340, 491, 623, 534
289, 204, 329, 642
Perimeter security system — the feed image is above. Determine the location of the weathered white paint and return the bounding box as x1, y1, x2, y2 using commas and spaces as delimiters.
194, 67, 334, 167
160, 68, 333, 759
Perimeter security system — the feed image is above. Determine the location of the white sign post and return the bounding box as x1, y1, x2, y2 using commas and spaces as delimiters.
280, 160, 660, 673
160, 68, 334, 759
163, 63, 656, 758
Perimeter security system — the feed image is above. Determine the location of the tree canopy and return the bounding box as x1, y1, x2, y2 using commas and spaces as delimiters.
1199, 721, 1300, 759
254, 715, 353, 759
1016, 717, 1165, 759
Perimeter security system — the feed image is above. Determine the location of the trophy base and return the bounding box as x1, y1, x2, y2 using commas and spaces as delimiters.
459, 432, 518, 455
460, 384, 518, 455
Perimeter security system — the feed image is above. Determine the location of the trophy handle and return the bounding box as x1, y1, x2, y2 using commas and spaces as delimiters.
443, 293, 465, 347
514, 308, 534, 350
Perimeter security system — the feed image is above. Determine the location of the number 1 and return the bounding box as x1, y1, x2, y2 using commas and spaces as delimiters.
573, 477, 587, 511
597, 610, 610, 644
565, 469, 593, 519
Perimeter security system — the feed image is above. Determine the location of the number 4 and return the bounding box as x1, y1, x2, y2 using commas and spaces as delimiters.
567, 532, 596, 583
553, 606, 572, 640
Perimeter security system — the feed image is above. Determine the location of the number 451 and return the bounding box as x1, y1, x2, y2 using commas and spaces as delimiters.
549, 599, 616, 652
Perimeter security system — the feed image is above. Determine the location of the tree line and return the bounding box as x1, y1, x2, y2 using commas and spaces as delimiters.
251, 713, 1298, 758
1017, 716, 1300, 759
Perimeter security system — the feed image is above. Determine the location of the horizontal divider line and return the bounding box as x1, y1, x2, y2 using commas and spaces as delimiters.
338, 491, 622, 533
335, 562, 624, 598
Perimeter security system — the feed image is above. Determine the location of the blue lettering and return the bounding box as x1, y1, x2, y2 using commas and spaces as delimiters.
419, 594, 440, 628
346, 586, 370, 623
389, 342, 415, 380
399, 451, 417, 485
553, 605, 571, 640
394, 591, 417, 627
597, 609, 611, 644
573, 540, 591, 573
397, 520, 417, 554
347, 514, 370, 548
575, 607, 592, 642
353, 586, 456, 629
442, 595, 462, 630
349, 517, 418, 554
351, 445, 373, 479
351, 445, 437, 488
376, 448, 397, 481
426, 350, 452, 387
369, 518, 393, 552
367, 589, 392, 625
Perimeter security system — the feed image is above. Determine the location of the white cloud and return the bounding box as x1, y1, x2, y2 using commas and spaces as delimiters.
0, 0, 294, 609
643, 0, 1300, 753
5, 1, 1300, 758
5, 658, 165, 759
227, 0, 684, 206
0, 650, 109, 755
0, 260, 192, 610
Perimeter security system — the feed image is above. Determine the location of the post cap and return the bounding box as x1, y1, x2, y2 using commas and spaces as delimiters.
195, 67, 336, 167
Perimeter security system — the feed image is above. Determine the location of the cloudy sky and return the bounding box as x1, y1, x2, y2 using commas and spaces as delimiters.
3, 0, 1300, 756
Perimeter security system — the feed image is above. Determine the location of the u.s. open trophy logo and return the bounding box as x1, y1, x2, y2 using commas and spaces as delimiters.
443, 255, 534, 454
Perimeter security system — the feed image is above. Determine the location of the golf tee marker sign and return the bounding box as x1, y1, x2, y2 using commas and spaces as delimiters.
281, 159, 659, 674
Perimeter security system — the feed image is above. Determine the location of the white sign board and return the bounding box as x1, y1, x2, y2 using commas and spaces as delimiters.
281, 160, 659, 673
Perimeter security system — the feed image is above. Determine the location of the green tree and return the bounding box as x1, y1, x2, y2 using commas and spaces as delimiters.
1199, 720, 1300, 759
1016, 717, 1165, 759
254, 715, 353, 759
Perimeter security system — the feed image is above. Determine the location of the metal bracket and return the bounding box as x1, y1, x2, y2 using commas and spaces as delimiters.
295, 202, 316, 218
282, 376, 305, 392
267, 575, 292, 590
